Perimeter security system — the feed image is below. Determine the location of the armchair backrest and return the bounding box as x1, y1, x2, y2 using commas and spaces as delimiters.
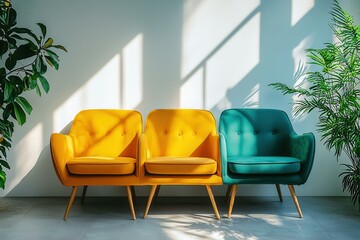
219, 109, 295, 157
69, 109, 142, 158
145, 109, 217, 157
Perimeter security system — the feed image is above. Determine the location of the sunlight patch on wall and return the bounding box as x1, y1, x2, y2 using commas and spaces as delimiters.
53, 54, 121, 132
1, 123, 43, 196
291, 37, 312, 121
180, 67, 203, 108
181, 0, 260, 79
292, 36, 312, 87
205, 13, 260, 109
243, 83, 260, 108
122, 33, 143, 109
291, 0, 315, 27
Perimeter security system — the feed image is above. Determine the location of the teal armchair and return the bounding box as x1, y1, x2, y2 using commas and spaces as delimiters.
219, 109, 315, 218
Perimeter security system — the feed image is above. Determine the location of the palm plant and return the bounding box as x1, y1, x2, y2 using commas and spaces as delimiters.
0, 0, 66, 189
270, 0, 360, 210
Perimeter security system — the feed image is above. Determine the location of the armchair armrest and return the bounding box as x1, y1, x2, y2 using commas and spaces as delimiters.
219, 133, 228, 179
139, 133, 150, 177
50, 133, 74, 185
290, 132, 316, 183
209, 134, 221, 176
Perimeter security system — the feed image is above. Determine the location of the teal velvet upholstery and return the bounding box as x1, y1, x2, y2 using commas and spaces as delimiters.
228, 156, 301, 174
219, 108, 315, 185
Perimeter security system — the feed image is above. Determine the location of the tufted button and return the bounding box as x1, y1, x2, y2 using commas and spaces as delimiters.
162, 131, 167, 135
254, 131, 258, 135
121, 131, 126, 136
272, 129, 278, 135
178, 131, 183, 136
106, 131, 110, 136
192, 132, 196, 136
89, 132, 95, 137
237, 132, 241, 135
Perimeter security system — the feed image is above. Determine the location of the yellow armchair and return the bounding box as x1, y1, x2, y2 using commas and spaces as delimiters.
50, 109, 142, 220
140, 109, 222, 219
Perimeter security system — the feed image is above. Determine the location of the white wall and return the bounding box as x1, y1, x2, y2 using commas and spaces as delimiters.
2, 0, 359, 197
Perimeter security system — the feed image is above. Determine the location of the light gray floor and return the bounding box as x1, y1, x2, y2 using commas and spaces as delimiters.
0, 194, 359, 240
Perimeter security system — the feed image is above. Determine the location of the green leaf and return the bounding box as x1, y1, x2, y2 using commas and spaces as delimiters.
5, 53, 16, 70
44, 37, 53, 48
45, 49, 59, 61
8, 75, 23, 89
0, 40, 8, 57
8, 8, 17, 26
2, 104, 13, 120
45, 55, 59, 70
35, 56, 42, 73
29, 74, 38, 89
34, 56, 47, 74
15, 96, 32, 115
35, 84, 42, 96
0, 160, 10, 169
50, 45, 67, 52
13, 102, 26, 125
40, 58, 47, 74
0, 67, 5, 79
7, 37, 17, 48
10, 33, 24, 40
11, 27, 39, 44
13, 43, 37, 60
0, 170, 6, 189
4, 81, 12, 101
38, 75, 49, 93
37, 23, 46, 37
0, 147, 7, 159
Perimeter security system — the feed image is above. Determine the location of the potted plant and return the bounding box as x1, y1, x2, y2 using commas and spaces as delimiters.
0, 0, 66, 189
270, 0, 359, 210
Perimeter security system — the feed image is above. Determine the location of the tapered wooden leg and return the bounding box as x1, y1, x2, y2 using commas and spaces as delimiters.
64, 186, 78, 220
81, 185, 88, 204
288, 185, 303, 218
154, 185, 160, 204
276, 184, 283, 202
126, 186, 136, 220
227, 184, 237, 218
143, 185, 158, 219
205, 185, 220, 220
131, 186, 136, 204
225, 185, 232, 203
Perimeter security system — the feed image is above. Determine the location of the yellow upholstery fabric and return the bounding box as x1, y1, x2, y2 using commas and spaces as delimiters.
70, 110, 140, 158
145, 157, 217, 175
50, 109, 142, 186
67, 157, 136, 175
140, 109, 222, 185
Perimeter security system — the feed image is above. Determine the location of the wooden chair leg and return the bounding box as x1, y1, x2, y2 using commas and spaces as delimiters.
143, 185, 158, 219
205, 185, 220, 220
288, 185, 303, 218
228, 184, 237, 218
64, 186, 78, 220
276, 184, 283, 202
131, 186, 136, 204
153, 185, 161, 204
81, 185, 88, 204
225, 185, 232, 203
126, 186, 136, 220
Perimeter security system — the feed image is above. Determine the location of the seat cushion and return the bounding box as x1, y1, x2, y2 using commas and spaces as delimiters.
228, 156, 301, 174
145, 157, 217, 175
67, 157, 136, 175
